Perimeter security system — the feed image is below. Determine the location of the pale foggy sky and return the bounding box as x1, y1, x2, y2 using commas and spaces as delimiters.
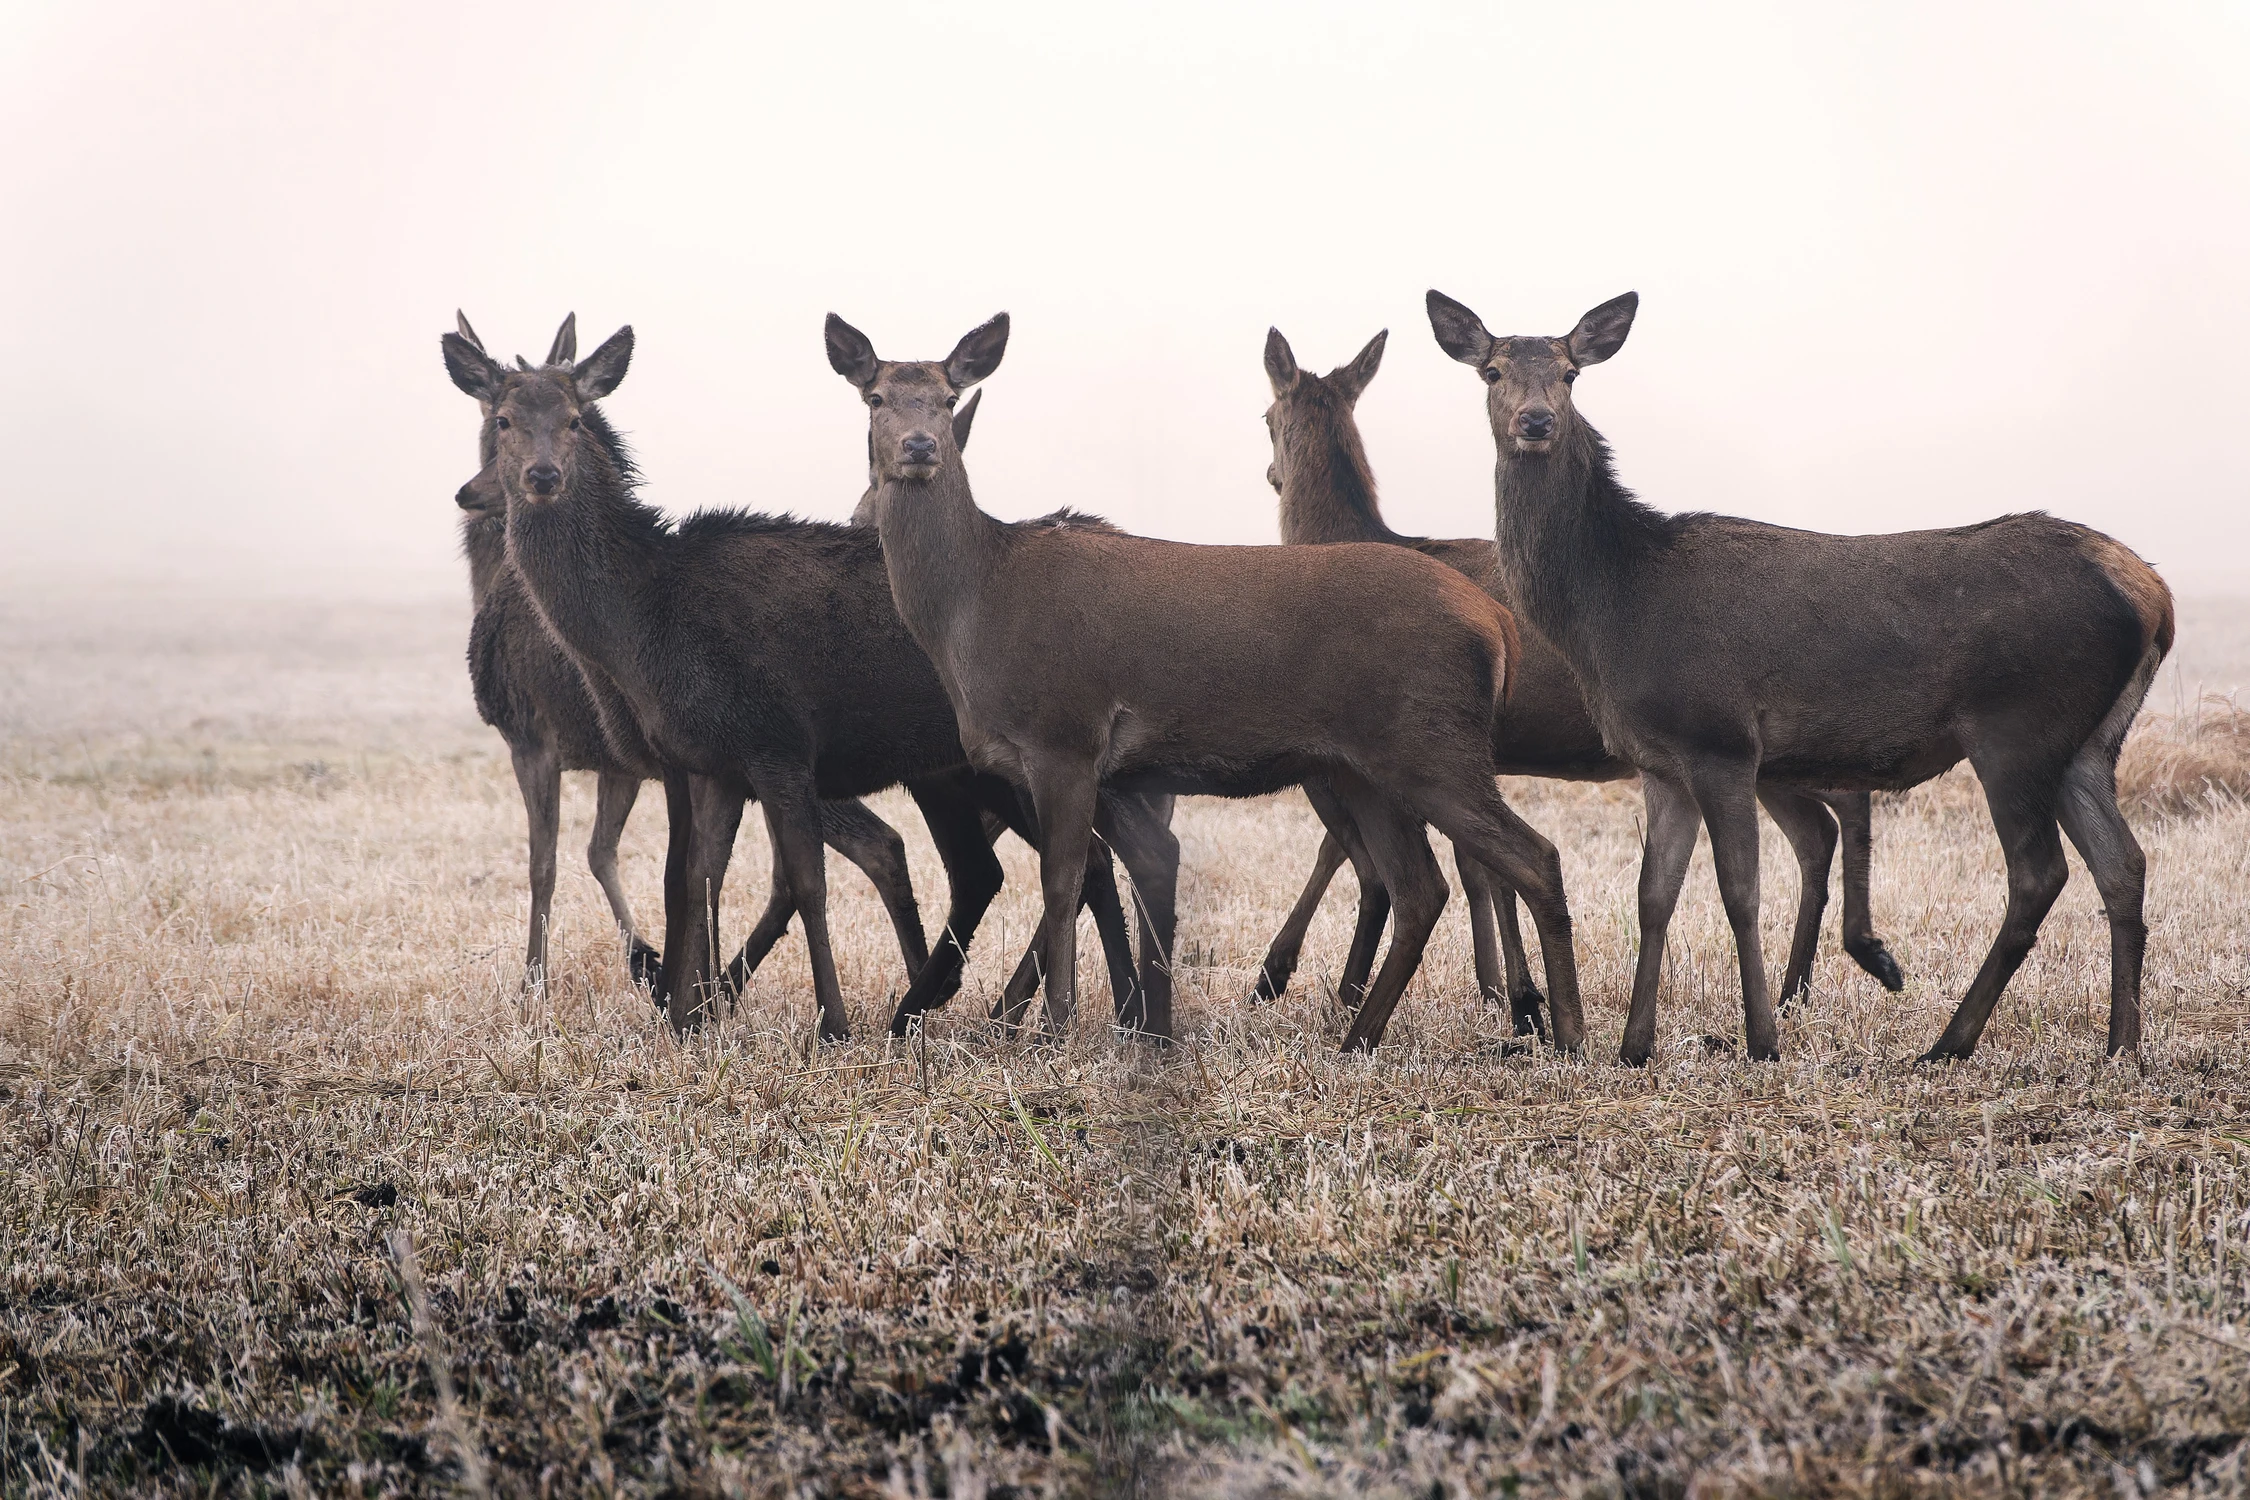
3, 1, 2246, 599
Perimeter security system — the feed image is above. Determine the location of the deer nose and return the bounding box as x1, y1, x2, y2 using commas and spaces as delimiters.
1516, 408, 1556, 440
525, 462, 561, 495
901, 433, 939, 466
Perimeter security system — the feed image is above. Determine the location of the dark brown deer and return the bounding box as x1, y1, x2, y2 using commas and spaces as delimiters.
1426, 289, 2172, 1064
443, 318, 1172, 1039
451, 314, 950, 1001
1251, 328, 1904, 1029
829, 311, 1585, 1052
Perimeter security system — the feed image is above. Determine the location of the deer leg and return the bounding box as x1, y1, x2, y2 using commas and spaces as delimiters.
510, 742, 563, 990
984, 789, 1136, 1028
1824, 791, 1904, 991
669, 773, 746, 1034
589, 771, 662, 991
1303, 778, 1391, 1008
756, 766, 848, 1043
1252, 833, 1349, 1002
1921, 766, 2068, 1062
1490, 880, 1547, 1039
1422, 781, 1584, 1057
2056, 744, 2148, 1058
888, 776, 1007, 1034
1614, 775, 1699, 1067
1022, 758, 1102, 1041
1756, 788, 1837, 1011
1330, 782, 1449, 1053
656, 770, 694, 1014
1102, 791, 1179, 1039
721, 807, 798, 1008
1456, 852, 1508, 1010
1691, 766, 1780, 1061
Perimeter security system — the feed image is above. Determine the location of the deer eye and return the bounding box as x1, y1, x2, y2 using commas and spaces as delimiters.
868, 392, 884, 409
569, 416, 582, 430
1563, 370, 1577, 384
1482, 367, 1502, 386
944, 395, 957, 410
495, 416, 511, 430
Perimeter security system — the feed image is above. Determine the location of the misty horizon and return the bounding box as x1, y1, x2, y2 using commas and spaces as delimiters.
4, 2, 2247, 600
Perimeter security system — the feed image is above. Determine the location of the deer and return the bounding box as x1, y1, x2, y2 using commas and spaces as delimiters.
443, 317, 1173, 1039
450, 312, 978, 1002
1426, 289, 2172, 1065
1250, 327, 1905, 1033
828, 310, 1585, 1053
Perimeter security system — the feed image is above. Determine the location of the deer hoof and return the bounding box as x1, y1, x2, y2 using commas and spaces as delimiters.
628, 942, 664, 997
1849, 939, 1906, 992
1509, 988, 1547, 1040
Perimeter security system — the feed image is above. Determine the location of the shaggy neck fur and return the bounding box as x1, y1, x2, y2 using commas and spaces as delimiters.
1276, 393, 1405, 547
1492, 420, 1670, 675
498, 407, 672, 680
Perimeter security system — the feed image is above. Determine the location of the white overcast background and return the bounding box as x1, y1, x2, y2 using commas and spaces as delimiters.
3, 2, 2246, 597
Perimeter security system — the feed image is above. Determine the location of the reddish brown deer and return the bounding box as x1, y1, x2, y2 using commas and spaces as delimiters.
1251, 328, 1904, 1030
1427, 289, 2171, 1064
829, 311, 1584, 1052
443, 318, 1170, 1038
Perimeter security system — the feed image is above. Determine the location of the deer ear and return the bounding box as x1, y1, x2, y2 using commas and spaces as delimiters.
1426, 291, 1495, 368
952, 387, 982, 451
825, 314, 879, 387
442, 331, 506, 401
1567, 292, 1638, 366
455, 310, 487, 353
573, 326, 633, 399
1328, 329, 1387, 405
944, 313, 1009, 389
546, 312, 578, 367
1263, 328, 1300, 395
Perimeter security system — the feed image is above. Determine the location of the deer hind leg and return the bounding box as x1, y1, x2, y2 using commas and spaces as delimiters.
755, 766, 848, 1043
1101, 791, 1179, 1039
722, 808, 799, 1008
1823, 791, 1904, 991
1302, 778, 1391, 1009
589, 771, 662, 991
669, 773, 746, 1034
887, 776, 1007, 1035
1330, 785, 1448, 1054
657, 771, 694, 1016
1920, 758, 2069, 1063
1455, 853, 1506, 1011
1022, 757, 1103, 1042
1756, 788, 1837, 1011
1468, 862, 1547, 1041
2057, 644, 2159, 1059
824, 798, 930, 979
1252, 832, 1349, 1002
1620, 775, 1700, 1067
510, 742, 563, 991
2057, 747, 2147, 1058
1692, 765, 1780, 1061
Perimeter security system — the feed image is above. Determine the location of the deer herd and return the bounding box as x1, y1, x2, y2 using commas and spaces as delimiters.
440, 291, 2171, 1067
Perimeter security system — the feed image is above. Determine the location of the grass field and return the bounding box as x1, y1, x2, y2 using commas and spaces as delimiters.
4, 592, 2250, 1497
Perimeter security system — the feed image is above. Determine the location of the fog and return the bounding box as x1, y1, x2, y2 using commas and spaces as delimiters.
4, 1, 2246, 599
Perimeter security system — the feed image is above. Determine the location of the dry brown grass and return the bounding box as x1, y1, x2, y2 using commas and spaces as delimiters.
2120, 698, 2250, 819
4, 597, 2250, 1498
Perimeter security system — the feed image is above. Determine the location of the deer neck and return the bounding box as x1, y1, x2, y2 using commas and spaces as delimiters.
872, 462, 1006, 666
1491, 423, 1660, 676
460, 513, 510, 612
501, 451, 669, 685
1277, 419, 1404, 546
